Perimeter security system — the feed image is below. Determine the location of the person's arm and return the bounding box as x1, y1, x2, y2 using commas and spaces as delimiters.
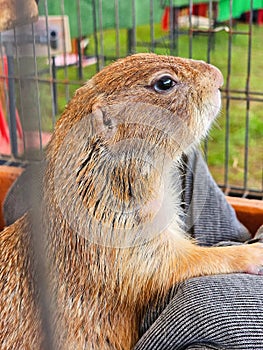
180, 150, 251, 246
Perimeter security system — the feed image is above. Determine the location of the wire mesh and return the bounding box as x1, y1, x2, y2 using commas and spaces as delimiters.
0, 0, 262, 198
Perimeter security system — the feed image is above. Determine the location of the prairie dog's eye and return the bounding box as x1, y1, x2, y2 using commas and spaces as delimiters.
153, 76, 176, 93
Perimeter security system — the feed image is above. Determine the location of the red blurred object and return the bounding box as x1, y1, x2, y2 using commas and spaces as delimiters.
258, 10, 263, 24
244, 9, 263, 25
161, 7, 170, 31
193, 4, 207, 17
0, 103, 9, 143
0, 56, 23, 155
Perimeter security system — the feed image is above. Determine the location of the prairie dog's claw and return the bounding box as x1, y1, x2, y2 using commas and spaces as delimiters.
243, 242, 263, 275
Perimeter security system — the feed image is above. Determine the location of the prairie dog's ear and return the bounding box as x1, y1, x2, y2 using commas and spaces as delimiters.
91, 105, 116, 139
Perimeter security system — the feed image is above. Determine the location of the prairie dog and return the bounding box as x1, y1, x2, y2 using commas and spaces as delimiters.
1, 53, 263, 350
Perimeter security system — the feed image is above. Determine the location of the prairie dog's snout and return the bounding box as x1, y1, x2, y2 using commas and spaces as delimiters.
188, 59, 224, 89
208, 63, 224, 89
189, 59, 223, 117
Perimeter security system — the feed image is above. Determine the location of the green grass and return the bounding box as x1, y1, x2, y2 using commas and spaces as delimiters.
35, 22, 263, 192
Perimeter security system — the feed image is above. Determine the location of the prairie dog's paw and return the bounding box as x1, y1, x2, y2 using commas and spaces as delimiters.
241, 243, 263, 275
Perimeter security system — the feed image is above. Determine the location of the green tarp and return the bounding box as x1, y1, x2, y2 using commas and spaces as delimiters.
38, 1, 164, 37
38, 0, 263, 37
218, 0, 263, 21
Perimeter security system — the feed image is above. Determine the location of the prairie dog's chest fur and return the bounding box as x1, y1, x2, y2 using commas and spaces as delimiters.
53, 119, 183, 247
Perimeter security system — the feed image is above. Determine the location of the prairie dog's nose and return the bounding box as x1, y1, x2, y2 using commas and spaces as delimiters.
207, 63, 224, 88
189, 59, 224, 89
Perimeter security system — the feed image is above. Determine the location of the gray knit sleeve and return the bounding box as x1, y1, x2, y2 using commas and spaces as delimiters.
180, 150, 251, 245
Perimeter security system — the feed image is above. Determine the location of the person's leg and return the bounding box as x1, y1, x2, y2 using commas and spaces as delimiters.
136, 274, 263, 350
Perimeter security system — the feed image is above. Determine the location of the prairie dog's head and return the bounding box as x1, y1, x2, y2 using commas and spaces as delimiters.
53, 53, 223, 159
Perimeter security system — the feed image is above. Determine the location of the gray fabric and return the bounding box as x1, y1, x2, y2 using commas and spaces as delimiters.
3, 161, 44, 227
136, 274, 263, 350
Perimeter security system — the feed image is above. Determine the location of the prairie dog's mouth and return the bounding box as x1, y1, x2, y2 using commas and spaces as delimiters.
210, 89, 222, 116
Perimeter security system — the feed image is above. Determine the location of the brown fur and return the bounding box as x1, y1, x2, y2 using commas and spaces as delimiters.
1, 53, 263, 350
